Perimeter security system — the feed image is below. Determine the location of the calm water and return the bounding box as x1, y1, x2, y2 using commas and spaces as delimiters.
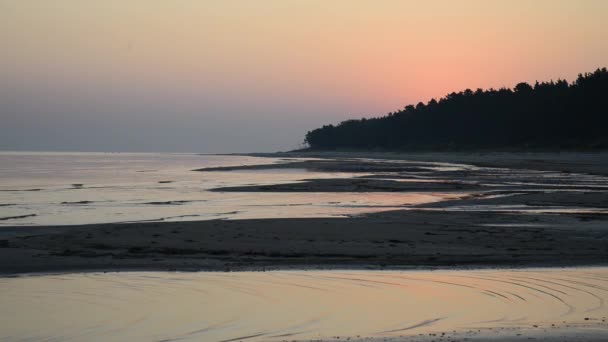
1, 268, 607, 341
0, 152, 455, 226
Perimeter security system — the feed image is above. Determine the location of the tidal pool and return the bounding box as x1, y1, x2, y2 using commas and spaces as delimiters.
1, 268, 607, 341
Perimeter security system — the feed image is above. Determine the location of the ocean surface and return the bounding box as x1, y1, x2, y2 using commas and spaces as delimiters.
0, 152, 453, 226
2, 268, 607, 341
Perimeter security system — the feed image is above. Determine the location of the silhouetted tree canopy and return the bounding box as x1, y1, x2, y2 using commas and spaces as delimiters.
304, 68, 608, 150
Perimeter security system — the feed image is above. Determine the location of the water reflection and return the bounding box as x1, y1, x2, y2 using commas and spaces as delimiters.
1, 268, 607, 341
0, 153, 464, 226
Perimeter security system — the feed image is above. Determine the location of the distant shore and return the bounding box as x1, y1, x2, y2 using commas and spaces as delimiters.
247, 150, 608, 176
1, 151, 607, 275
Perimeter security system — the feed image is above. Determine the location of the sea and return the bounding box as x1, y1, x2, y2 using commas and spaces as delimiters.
0, 151, 451, 226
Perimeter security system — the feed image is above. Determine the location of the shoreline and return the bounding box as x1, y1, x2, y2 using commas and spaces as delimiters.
244, 150, 608, 176
2, 207, 607, 275
1, 151, 607, 275
5, 262, 608, 278
2, 151, 608, 341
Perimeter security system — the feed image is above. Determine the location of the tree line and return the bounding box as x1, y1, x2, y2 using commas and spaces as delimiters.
304, 68, 608, 150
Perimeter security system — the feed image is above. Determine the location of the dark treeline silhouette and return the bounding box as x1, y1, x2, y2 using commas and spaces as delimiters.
305, 68, 608, 150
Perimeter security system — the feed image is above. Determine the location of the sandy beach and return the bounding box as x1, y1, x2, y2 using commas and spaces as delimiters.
2, 268, 607, 342
1, 151, 607, 274
2, 152, 608, 341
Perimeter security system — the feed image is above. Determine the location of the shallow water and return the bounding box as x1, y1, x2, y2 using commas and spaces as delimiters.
0, 152, 455, 225
1, 268, 607, 341
2, 152, 607, 226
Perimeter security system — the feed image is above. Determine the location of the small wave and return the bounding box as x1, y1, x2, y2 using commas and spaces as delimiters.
219, 332, 267, 342
142, 200, 207, 205
0, 188, 41, 192
61, 201, 93, 205
215, 211, 239, 216
380, 317, 444, 333
119, 214, 203, 223
0, 214, 37, 221
164, 214, 202, 220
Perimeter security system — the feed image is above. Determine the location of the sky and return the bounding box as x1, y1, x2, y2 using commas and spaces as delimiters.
1, 0, 607, 153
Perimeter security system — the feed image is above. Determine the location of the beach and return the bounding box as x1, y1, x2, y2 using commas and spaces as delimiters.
2, 268, 607, 342
1, 151, 608, 341
1, 151, 607, 273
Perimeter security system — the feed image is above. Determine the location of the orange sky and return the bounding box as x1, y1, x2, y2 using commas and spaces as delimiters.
2, 0, 608, 151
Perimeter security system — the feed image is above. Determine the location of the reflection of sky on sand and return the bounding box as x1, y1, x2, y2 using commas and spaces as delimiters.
0, 152, 462, 225
423, 204, 608, 215
1, 267, 607, 341
0, 190, 459, 226
2, 152, 608, 226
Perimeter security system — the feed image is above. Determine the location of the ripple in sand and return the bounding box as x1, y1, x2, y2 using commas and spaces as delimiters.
1, 268, 607, 341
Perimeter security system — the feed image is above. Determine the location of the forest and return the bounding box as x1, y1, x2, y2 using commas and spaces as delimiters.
304, 68, 608, 150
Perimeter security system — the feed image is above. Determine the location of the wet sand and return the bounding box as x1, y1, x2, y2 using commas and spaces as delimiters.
1, 208, 607, 274
1, 152, 607, 274
247, 151, 608, 176
1, 268, 607, 342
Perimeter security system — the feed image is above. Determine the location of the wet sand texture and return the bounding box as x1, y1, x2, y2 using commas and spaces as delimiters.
1, 152, 608, 273
1, 268, 607, 342
1, 209, 607, 274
